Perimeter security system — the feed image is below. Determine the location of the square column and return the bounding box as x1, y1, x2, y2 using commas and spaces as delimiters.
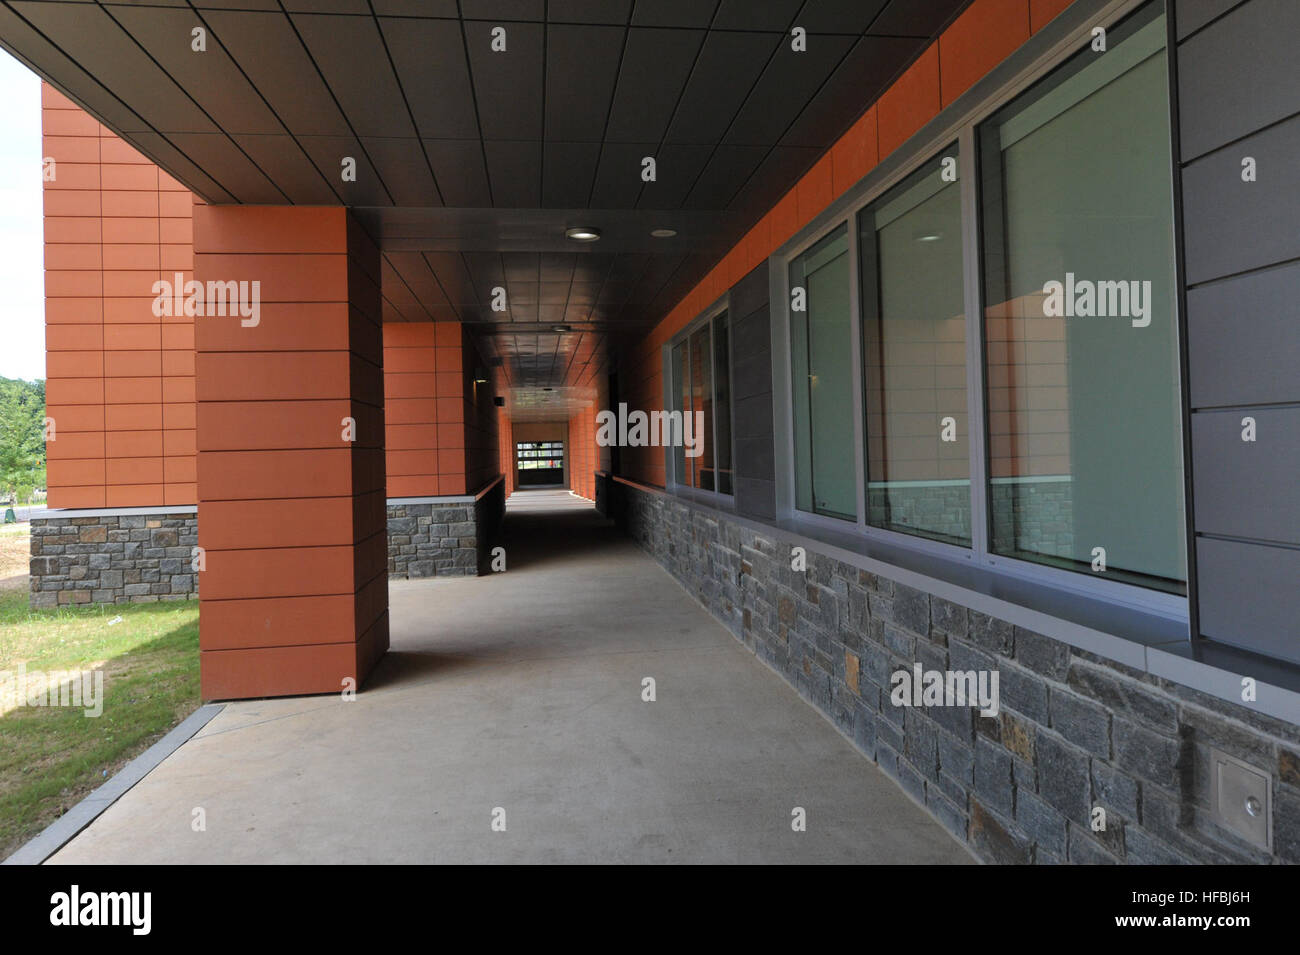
194, 206, 387, 699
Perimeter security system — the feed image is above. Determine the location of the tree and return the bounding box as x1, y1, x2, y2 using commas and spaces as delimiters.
0, 377, 46, 504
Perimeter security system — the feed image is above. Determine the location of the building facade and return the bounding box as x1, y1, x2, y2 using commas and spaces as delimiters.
8, 0, 1298, 863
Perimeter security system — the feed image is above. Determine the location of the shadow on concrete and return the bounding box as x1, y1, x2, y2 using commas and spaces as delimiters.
495, 490, 618, 574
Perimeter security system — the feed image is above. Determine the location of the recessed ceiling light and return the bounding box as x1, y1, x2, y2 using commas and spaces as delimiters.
565, 227, 601, 242
552, 324, 571, 332
543, 387, 554, 392
650, 228, 677, 238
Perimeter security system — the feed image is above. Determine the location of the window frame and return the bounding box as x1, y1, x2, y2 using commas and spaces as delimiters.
770, 0, 1188, 621
663, 297, 735, 502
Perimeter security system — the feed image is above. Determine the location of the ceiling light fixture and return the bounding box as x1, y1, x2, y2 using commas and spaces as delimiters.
565, 226, 601, 242
650, 228, 677, 238
915, 230, 943, 242
552, 324, 571, 332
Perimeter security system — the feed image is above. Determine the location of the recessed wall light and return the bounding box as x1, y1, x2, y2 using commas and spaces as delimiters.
565, 227, 601, 241
650, 228, 677, 238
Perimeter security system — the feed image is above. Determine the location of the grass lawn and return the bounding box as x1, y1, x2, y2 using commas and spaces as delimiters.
0, 584, 200, 859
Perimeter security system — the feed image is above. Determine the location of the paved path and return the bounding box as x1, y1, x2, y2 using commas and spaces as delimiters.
49, 490, 972, 864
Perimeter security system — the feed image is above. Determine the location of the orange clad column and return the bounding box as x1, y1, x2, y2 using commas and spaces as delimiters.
194, 206, 388, 700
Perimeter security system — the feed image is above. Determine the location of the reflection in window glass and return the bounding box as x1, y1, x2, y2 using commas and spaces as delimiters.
689, 323, 714, 490
791, 224, 855, 520
978, 1, 1185, 593
669, 311, 732, 494
860, 146, 969, 545
714, 314, 733, 496
670, 340, 687, 487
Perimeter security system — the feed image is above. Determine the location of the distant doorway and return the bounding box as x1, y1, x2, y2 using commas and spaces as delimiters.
516, 440, 565, 488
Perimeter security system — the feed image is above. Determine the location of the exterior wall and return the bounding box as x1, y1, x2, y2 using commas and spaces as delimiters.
1175, 0, 1300, 664
383, 322, 466, 497
41, 81, 196, 509
618, 0, 1076, 488
382, 322, 500, 498
616, 481, 1300, 864
194, 206, 388, 700
387, 500, 482, 578
30, 509, 198, 606
567, 408, 595, 501
39, 90, 506, 604
462, 324, 500, 493
730, 263, 777, 521
498, 412, 515, 496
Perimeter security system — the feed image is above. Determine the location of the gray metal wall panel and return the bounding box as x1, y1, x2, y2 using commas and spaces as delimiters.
728, 262, 777, 520
1176, 0, 1300, 160
1174, 0, 1245, 39
1191, 408, 1300, 544
734, 476, 777, 520
1196, 537, 1300, 664
734, 392, 774, 441
1175, 0, 1300, 665
1186, 261, 1300, 408
1180, 112, 1300, 285
730, 262, 770, 322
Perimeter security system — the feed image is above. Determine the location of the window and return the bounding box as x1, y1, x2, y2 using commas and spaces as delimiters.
790, 224, 855, 520
773, 0, 1186, 601
859, 147, 969, 545
669, 309, 732, 495
516, 441, 563, 469
978, 1, 1185, 593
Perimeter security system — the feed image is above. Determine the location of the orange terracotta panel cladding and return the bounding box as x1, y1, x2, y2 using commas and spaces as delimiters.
1031, 0, 1077, 32
42, 84, 195, 509
940, 0, 1032, 106
877, 44, 942, 158
195, 204, 388, 700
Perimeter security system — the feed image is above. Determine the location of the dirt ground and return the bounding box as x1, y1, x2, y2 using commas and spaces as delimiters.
0, 526, 31, 589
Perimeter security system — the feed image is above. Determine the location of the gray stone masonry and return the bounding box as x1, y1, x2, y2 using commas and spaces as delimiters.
29, 492, 503, 605
30, 512, 198, 607
620, 483, 1300, 865
386, 502, 481, 579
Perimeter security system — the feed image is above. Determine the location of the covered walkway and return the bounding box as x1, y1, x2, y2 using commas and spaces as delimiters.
49, 492, 971, 864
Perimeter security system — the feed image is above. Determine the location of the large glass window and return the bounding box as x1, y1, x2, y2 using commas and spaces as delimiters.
670, 310, 732, 494
978, 2, 1185, 593
860, 147, 969, 545
790, 224, 855, 520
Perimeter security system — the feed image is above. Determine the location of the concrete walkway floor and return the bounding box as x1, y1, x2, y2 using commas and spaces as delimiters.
49, 489, 973, 864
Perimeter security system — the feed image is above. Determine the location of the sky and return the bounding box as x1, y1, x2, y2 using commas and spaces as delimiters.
0, 48, 44, 383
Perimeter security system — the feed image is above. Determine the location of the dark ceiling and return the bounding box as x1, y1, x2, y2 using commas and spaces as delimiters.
0, 0, 971, 392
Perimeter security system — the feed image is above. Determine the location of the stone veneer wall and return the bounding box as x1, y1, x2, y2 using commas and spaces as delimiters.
613, 480, 1300, 865
386, 480, 505, 579
30, 511, 198, 607
30, 482, 508, 600
386, 501, 481, 578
